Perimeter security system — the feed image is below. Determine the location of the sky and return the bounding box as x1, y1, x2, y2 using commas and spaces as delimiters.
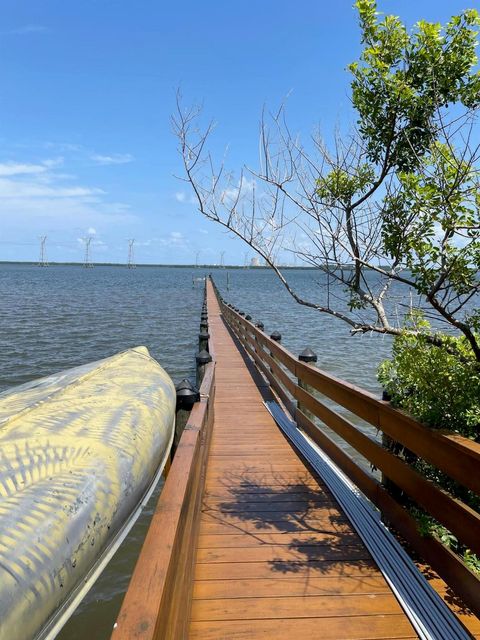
0, 0, 475, 264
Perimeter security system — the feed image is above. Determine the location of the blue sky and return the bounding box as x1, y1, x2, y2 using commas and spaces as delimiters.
0, 0, 474, 264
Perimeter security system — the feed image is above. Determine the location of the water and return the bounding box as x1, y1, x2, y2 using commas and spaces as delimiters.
0, 263, 423, 638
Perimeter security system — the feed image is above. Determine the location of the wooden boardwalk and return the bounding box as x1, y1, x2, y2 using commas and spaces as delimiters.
189, 283, 419, 639
114, 279, 479, 640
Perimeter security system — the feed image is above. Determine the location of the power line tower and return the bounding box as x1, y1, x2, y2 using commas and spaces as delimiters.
195, 250, 201, 268
83, 236, 94, 268
244, 252, 249, 269
127, 239, 136, 268
38, 236, 48, 267
220, 251, 225, 268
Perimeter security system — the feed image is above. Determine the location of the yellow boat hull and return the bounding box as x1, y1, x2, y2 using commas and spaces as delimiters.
0, 346, 176, 640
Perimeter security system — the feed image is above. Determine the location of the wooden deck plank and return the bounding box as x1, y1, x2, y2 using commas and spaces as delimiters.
194, 559, 381, 581
196, 531, 361, 548
198, 514, 351, 535
196, 545, 372, 564
190, 593, 407, 621
198, 516, 350, 536
189, 616, 417, 639
192, 575, 394, 598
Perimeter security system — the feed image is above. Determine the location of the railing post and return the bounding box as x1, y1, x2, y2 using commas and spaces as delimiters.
253, 321, 264, 354
196, 349, 212, 386
269, 331, 281, 375
297, 348, 318, 420
174, 379, 200, 455
380, 389, 404, 507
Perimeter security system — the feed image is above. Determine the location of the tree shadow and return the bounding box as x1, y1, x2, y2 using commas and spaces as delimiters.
417, 562, 475, 617
202, 471, 375, 576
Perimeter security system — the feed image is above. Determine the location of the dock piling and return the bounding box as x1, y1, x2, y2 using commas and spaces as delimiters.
174, 379, 200, 455
198, 327, 210, 352
196, 349, 212, 386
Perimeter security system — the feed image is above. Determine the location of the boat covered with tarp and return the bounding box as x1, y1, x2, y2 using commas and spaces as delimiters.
0, 346, 176, 640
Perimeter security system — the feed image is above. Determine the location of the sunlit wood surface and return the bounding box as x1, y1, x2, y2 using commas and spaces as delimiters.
190, 283, 473, 639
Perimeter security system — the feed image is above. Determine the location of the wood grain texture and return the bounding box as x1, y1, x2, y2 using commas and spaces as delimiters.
189, 283, 419, 639
219, 291, 480, 635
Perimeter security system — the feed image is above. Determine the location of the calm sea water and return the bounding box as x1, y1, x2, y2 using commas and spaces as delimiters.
0, 263, 408, 638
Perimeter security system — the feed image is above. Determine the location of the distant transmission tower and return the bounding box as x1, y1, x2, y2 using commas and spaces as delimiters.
220, 251, 225, 268
127, 239, 136, 268
83, 236, 94, 268
38, 235, 48, 267
244, 252, 249, 268
195, 250, 201, 268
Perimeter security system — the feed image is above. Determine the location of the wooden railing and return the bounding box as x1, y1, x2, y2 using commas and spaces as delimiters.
111, 304, 215, 640
214, 282, 480, 617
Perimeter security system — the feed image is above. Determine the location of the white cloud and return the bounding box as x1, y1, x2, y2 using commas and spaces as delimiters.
221, 177, 255, 204
168, 231, 187, 247
7, 25, 49, 35
88, 227, 97, 235
0, 156, 136, 232
91, 153, 134, 165
145, 232, 189, 250
175, 191, 196, 204
42, 157, 64, 168
0, 162, 48, 177
44, 142, 83, 152
0, 179, 103, 199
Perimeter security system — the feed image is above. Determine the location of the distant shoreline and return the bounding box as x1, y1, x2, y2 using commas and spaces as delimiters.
0, 261, 318, 270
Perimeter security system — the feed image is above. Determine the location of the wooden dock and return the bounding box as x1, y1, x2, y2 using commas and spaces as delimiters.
113, 279, 480, 639
190, 286, 418, 639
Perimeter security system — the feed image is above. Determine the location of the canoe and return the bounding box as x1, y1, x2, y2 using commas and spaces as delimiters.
0, 346, 176, 640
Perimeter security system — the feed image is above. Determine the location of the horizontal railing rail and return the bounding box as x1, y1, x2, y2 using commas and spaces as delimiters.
213, 282, 480, 617
112, 295, 215, 640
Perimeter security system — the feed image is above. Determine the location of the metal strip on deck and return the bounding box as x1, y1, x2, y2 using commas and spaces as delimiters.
189, 282, 421, 640
265, 400, 471, 640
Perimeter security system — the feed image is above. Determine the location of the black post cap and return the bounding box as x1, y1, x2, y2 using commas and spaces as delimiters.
200, 320, 208, 330
198, 329, 210, 340
239, 311, 245, 316
299, 347, 318, 363
245, 315, 252, 321
256, 322, 265, 330
196, 349, 212, 365
270, 331, 282, 342
175, 378, 200, 408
